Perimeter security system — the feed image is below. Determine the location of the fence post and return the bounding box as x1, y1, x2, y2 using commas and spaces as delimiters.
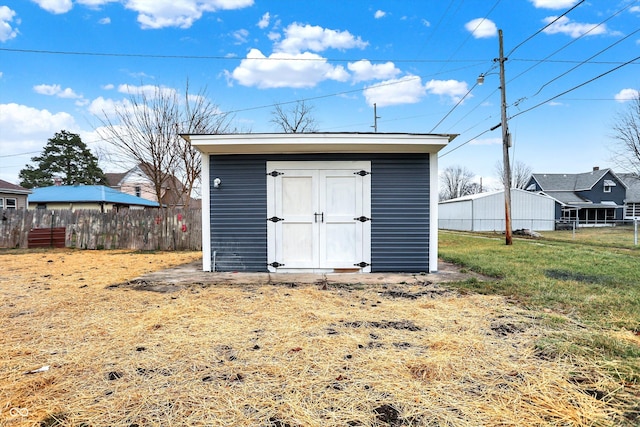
635, 218, 638, 246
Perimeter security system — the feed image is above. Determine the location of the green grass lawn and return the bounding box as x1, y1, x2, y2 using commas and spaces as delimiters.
439, 230, 640, 388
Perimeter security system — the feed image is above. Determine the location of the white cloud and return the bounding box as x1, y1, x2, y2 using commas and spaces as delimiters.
276, 23, 368, 54
422, 19, 431, 27
614, 88, 640, 103
348, 60, 401, 83
257, 12, 270, 29
530, 0, 579, 9
87, 96, 131, 117
0, 6, 19, 42
465, 18, 497, 38
425, 79, 470, 103
77, 0, 119, 7
542, 16, 607, 38
230, 48, 349, 89
0, 103, 79, 178
0, 103, 77, 136
631, 6, 640, 13
102, 84, 115, 90
117, 84, 177, 98
32, 0, 255, 29
98, 17, 111, 24
128, 0, 254, 29
33, 84, 83, 99
32, 0, 73, 14
374, 10, 386, 19
363, 76, 426, 107
232, 28, 249, 44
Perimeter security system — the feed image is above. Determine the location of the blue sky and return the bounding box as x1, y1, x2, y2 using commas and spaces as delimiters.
1, 0, 639, 190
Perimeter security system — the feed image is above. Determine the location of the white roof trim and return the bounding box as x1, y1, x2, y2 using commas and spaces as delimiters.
182, 132, 456, 155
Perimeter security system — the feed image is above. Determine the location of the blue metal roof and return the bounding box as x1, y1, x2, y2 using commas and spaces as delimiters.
30, 185, 160, 207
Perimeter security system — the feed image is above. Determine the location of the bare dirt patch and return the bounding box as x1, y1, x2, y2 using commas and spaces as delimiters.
0, 249, 626, 426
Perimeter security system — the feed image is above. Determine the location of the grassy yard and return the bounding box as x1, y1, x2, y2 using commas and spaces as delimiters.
439, 230, 640, 384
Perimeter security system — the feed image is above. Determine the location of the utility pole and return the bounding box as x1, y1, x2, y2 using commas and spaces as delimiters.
372, 103, 380, 133
497, 29, 513, 245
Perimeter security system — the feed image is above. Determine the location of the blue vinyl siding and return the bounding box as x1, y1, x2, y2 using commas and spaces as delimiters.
370, 157, 430, 272
210, 157, 267, 271
209, 154, 431, 272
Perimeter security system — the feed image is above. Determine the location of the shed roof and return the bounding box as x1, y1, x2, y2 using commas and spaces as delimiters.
182, 132, 456, 155
439, 188, 558, 204
30, 185, 160, 207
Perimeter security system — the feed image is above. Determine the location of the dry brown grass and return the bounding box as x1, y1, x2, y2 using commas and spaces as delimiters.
0, 249, 629, 426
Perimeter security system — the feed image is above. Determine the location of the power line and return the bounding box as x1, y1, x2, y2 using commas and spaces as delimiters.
0, 47, 485, 64
528, 26, 640, 99
440, 53, 640, 159
506, 0, 585, 57
509, 54, 640, 121
508, 0, 640, 86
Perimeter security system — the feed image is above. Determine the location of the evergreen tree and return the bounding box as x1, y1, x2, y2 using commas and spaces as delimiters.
19, 130, 107, 188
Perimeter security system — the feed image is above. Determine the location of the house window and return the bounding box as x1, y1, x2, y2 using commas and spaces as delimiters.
0, 198, 3, 209
135, 186, 141, 197
603, 179, 616, 193
5, 198, 17, 209
36, 203, 47, 210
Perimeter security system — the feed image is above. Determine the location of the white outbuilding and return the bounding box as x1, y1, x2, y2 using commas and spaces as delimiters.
438, 188, 559, 232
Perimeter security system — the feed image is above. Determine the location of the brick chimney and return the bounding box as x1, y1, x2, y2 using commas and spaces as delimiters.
593, 166, 599, 171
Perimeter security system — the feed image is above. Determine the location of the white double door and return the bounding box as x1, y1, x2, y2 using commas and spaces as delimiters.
267, 161, 371, 272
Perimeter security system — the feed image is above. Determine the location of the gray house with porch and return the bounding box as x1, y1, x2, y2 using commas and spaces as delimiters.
525, 168, 627, 225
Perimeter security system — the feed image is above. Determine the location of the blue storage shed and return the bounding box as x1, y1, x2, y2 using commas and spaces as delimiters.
182, 133, 454, 274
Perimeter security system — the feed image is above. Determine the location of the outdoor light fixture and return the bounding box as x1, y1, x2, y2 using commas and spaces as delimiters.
213, 177, 222, 188
477, 74, 485, 85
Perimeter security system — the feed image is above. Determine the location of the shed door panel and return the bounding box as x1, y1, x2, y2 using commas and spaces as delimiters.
320, 171, 362, 268
277, 171, 318, 268
268, 161, 370, 271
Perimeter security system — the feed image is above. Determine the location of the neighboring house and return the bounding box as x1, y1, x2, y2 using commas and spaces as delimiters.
0, 179, 31, 210
438, 188, 559, 232
182, 132, 454, 274
525, 167, 627, 225
618, 173, 640, 219
28, 185, 160, 212
106, 163, 187, 208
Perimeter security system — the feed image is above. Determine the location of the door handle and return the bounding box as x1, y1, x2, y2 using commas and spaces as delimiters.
314, 212, 324, 223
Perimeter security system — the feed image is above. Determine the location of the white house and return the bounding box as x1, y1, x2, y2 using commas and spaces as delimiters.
438, 188, 558, 232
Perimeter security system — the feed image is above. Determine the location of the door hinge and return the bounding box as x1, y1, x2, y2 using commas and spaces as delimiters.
354, 170, 371, 176
267, 170, 284, 177
354, 262, 370, 268
268, 262, 285, 268
354, 216, 371, 222
267, 216, 284, 222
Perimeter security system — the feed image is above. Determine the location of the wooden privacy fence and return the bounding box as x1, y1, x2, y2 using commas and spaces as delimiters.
0, 208, 202, 251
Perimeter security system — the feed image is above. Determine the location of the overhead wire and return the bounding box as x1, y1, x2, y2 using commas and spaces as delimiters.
436, 0, 638, 156
509, 54, 640, 121
508, 0, 640, 86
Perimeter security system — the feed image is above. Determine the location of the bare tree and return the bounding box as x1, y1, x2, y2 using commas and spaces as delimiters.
270, 100, 318, 133
97, 81, 234, 207
439, 165, 481, 201
495, 160, 532, 190
610, 91, 640, 175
